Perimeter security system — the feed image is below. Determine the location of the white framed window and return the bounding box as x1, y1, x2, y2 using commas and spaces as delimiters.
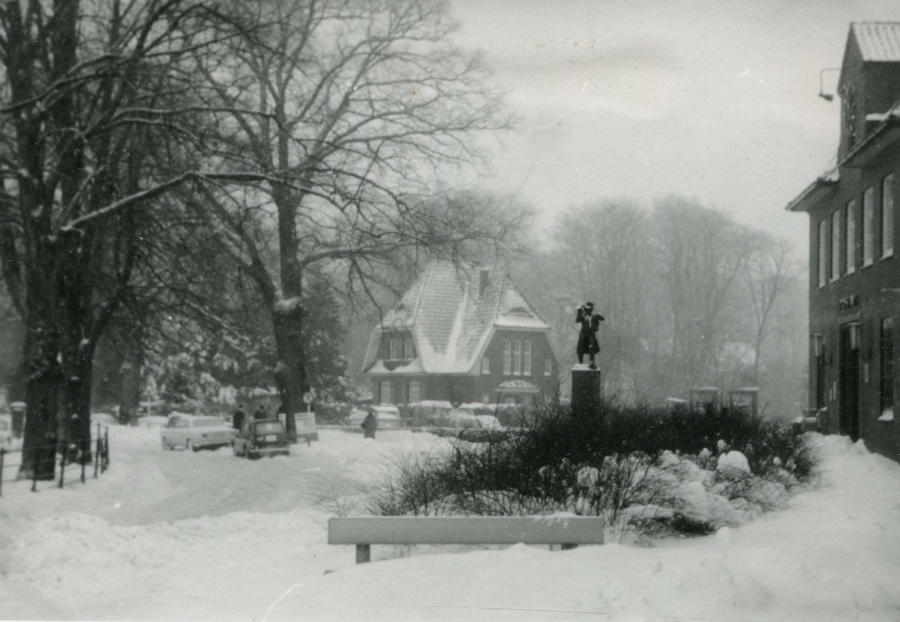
380, 381, 391, 405
523, 341, 532, 375
846, 200, 856, 274
513, 340, 522, 375
544, 358, 553, 376
403, 337, 414, 359
408, 381, 420, 404
481, 356, 490, 375
389, 338, 400, 360
818, 220, 827, 287
831, 209, 841, 281
503, 340, 511, 375
883, 174, 894, 258
864, 187, 875, 266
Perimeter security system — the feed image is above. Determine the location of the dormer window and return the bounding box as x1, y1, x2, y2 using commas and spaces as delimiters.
404, 337, 415, 359
389, 338, 401, 360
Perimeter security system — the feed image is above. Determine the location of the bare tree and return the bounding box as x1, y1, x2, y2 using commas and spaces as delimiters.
653, 197, 755, 391
534, 199, 655, 395
189, 0, 518, 436
742, 233, 801, 385
0, 0, 266, 476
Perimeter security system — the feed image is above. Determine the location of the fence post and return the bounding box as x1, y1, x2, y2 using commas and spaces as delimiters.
101, 427, 109, 473
81, 437, 86, 484
59, 441, 66, 489
0, 447, 4, 497
32, 449, 38, 492
94, 423, 100, 479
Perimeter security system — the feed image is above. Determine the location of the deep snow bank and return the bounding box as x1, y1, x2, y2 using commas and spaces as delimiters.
268, 434, 900, 622
0, 426, 451, 621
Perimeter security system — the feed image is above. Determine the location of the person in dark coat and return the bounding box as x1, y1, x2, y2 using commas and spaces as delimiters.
361, 410, 378, 439
253, 405, 267, 420
232, 405, 246, 430
576, 302, 604, 369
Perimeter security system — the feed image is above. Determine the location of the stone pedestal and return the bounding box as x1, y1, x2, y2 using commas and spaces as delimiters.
571, 365, 602, 417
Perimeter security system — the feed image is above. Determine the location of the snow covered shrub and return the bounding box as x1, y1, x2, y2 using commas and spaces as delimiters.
367, 399, 817, 538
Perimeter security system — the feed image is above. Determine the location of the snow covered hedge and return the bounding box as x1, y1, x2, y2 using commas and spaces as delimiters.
368, 401, 817, 538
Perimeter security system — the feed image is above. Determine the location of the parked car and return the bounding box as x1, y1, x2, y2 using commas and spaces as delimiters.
161, 415, 236, 451
347, 405, 403, 430
0, 413, 12, 446
232, 419, 290, 459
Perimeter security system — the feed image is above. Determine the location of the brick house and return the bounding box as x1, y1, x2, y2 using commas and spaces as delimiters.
362, 262, 560, 406
787, 23, 900, 462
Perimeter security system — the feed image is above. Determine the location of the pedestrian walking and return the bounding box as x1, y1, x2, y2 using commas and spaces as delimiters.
362, 410, 378, 439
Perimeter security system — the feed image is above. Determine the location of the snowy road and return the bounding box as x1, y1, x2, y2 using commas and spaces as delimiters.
0, 427, 448, 621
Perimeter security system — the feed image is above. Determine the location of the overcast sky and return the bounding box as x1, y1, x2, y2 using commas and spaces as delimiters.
447, 0, 900, 253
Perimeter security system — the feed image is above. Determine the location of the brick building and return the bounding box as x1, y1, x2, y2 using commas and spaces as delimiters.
787, 23, 900, 462
362, 262, 560, 406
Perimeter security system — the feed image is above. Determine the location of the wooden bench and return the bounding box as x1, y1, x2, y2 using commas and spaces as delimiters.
328, 516, 605, 563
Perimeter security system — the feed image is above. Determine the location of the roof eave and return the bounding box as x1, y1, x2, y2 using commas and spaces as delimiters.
841, 120, 900, 168
785, 178, 839, 213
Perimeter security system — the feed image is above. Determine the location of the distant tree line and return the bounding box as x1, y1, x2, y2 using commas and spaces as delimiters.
512, 196, 807, 417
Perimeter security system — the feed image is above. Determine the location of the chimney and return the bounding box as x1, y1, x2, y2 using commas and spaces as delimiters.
479, 268, 490, 297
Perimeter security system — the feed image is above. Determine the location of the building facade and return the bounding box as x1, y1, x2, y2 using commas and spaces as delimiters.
787, 23, 900, 462
362, 262, 560, 406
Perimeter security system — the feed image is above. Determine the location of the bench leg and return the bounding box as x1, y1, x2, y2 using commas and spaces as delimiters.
561, 544, 578, 551
356, 544, 371, 564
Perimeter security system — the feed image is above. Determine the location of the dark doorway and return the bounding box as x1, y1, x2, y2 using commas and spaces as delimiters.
839, 324, 861, 441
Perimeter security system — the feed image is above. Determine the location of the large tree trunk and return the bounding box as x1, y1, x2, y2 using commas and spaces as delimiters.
272, 183, 310, 441
272, 305, 309, 441
62, 351, 94, 465
19, 315, 61, 481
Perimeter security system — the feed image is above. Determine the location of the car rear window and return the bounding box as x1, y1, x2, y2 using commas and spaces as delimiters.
193, 418, 222, 428
254, 422, 284, 435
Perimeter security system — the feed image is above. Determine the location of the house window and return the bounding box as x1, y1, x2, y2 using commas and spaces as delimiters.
523, 341, 532, 375
404, 337, 414, 360
831, 209, 841, 280
513, 340, 522, 375
846, 200, 856, 274
881, 318, 894, 416
883, 174, 894, 258
389, 338, 401, 360
380, 381, 392, 405
864, 187, 875, 266
409, 381, 420, 404
818, 220, 827, 287
503, 340, 511, 375
544, 358, 553, 376
481, 356, 490, 375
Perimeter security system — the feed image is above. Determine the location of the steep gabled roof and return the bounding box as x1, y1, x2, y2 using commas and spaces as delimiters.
363, 262, 552, 374
851, 23, 900, 62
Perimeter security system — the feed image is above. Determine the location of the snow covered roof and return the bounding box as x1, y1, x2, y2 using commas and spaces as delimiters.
851, 23, 900, 62
363, 262, 552, 374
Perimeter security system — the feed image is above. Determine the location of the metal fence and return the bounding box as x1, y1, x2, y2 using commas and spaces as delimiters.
0, 424, 111, 497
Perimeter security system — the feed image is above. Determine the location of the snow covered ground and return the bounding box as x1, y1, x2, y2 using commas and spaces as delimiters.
1, 429, 899, 621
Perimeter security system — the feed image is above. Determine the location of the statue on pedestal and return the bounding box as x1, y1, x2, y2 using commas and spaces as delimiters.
576, 302, 604, 369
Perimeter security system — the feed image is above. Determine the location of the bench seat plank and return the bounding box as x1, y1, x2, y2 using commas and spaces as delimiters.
328, 516, 605, 545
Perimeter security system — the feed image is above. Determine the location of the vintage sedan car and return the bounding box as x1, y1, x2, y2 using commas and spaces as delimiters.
232, 419, 290, 459
347, 405, 403, 430
161, 414, 236, 451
